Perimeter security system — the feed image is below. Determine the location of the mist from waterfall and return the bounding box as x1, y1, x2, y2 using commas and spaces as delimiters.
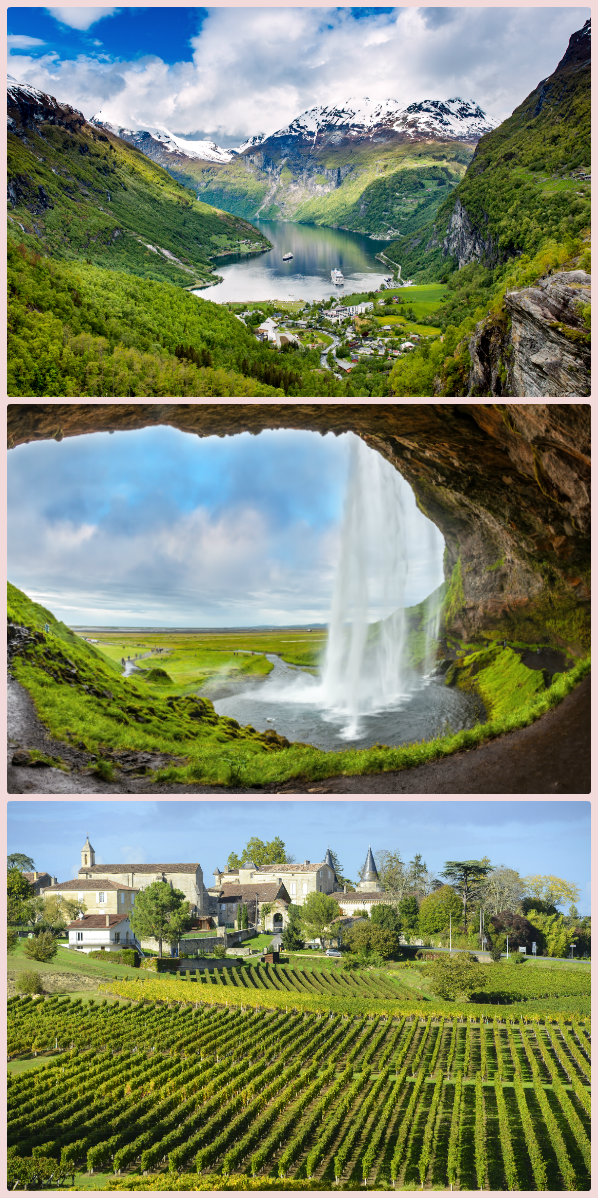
319, 435, 411, 737
214, 432, 451, 748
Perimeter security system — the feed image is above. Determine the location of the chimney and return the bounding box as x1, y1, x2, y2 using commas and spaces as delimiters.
105, 914, 110, 927
304, 859, 310, 867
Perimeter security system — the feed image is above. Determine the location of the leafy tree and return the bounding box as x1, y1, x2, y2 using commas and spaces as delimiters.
7, 868, 34, 926
371, 903, 402, 933
370, 927, 399, 959
442, 860, 494, 932
481, 866, 526, 915
238, 903, 249, 930
23, 931, 58, 962
129, 881, 191, 957
226, 836, 289, 871
375, 850, 408, 896
406, 853, 431, 898
426, 952, 487, 1001
7, 928, 18, 953
38, 895, 86, 933
299, 892, 340, 950
345, 920, 398, 961
7, 852, 34, 872
397, 895, 420, 939
523, 874, 580, 909
418, 886, 462, 938
281, 903, 304, 951
327, 849, 354, 889
488, 910, 539, 952
17, 971, 44, 995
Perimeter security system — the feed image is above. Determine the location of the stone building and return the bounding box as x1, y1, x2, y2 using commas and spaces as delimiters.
76, 836, 209, 915
213, 880, 291, 931
24, 871, 57, 894
329, 846, 394, 917
42, 876, 137, 917
211, 850, 336, 910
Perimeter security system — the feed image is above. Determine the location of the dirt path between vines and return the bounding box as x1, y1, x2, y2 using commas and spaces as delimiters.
7, 674, 591, 795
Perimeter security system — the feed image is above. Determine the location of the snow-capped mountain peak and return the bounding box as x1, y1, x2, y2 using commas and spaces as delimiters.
266, 95, 494, 145
90, 112, 235, 163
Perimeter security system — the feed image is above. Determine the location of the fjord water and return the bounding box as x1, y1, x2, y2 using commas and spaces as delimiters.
197, 219, 390, 302
215, 438, 478, 750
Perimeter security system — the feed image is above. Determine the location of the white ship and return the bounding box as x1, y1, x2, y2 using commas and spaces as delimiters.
331, 268, 344, 285
282, 251, 294, 261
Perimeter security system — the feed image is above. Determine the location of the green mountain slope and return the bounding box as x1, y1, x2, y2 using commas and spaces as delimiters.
8, 244, 350, 397
386, 19, 591, 396
192, 139, 472, 238
7, 83, 270, 287
386, 18, 591, 278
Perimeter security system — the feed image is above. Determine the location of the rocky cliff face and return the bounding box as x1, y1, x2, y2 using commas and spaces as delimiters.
468, 271, 591, 396
442, 198, 498, 268
7, 404, 590, 644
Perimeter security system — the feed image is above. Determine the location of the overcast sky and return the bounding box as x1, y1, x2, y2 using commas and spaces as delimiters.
7, 427, 444, 628
8, 6, 589, 144
8, 799, 591, 913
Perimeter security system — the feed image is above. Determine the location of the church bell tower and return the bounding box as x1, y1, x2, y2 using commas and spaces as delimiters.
81, 834, 96, 870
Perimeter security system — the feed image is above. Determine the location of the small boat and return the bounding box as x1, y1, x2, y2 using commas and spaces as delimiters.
282, 251, 293, 261
331, 268, 344, 285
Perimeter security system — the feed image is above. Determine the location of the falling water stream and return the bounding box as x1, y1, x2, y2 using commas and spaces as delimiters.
214, 436, 478, 749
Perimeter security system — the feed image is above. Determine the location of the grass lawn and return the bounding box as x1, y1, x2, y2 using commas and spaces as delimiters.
8, 1052, 67, 1076
240, 933, 275, 949
76, 627, 326, 690
8, 939, 146, 985
374, 314, 441, 337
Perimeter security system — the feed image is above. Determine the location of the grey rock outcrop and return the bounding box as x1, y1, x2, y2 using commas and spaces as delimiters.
443, 199, 498, 268
468, 270, 590, 397
504, 271, 591, 396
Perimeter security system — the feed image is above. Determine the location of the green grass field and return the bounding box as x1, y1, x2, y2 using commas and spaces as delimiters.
77, 627, 326, 694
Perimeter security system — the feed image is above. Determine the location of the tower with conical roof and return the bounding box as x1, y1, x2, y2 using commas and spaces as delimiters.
357, 845, 379, 892
81, 835, 95, 869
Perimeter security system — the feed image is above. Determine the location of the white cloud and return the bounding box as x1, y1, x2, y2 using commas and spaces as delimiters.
8, 35, 46, 49
46, 7, 119, 32
9, 7, 589, 141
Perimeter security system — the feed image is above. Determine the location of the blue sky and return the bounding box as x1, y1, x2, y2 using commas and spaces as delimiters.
7, 427, 444, 627
7, 6, 589, 144
7, 800, 591, 913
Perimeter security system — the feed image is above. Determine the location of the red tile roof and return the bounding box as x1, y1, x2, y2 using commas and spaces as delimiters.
80, 863, 200, 874
216, 881, 290, 904
68, 914, 129, 929
44, 878, 137, 893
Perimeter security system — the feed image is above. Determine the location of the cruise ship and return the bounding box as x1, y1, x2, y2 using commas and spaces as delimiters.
331, 268, 344, 285
282, 252, 293, 261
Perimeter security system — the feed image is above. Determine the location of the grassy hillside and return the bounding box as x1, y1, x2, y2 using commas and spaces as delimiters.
7, 91, 269, 287
7, 582, 589, 790
7, 244, 350, 397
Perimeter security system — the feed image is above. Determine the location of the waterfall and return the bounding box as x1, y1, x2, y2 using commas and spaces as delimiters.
319, 435, 411, 737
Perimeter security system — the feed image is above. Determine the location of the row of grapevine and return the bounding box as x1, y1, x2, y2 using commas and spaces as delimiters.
8, 996, 591, 1190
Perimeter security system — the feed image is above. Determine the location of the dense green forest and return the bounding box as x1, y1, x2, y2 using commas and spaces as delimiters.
385, 21, 591, 395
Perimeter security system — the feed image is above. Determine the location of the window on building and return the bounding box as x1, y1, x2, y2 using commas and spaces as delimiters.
97, 891, 106, 904
76, 932, 83, 942
78, 892, 84, 902
302, 882, 308, 895
290, 882, 296, 895
114, 932, 120, 943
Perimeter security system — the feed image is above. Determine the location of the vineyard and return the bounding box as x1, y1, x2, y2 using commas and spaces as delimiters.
7, 993, 591, 1191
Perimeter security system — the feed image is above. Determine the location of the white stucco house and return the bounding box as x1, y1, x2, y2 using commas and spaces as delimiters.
67, 913, 134, 953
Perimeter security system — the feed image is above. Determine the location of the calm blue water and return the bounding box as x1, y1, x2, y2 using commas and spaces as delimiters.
196, 219, 391, 303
